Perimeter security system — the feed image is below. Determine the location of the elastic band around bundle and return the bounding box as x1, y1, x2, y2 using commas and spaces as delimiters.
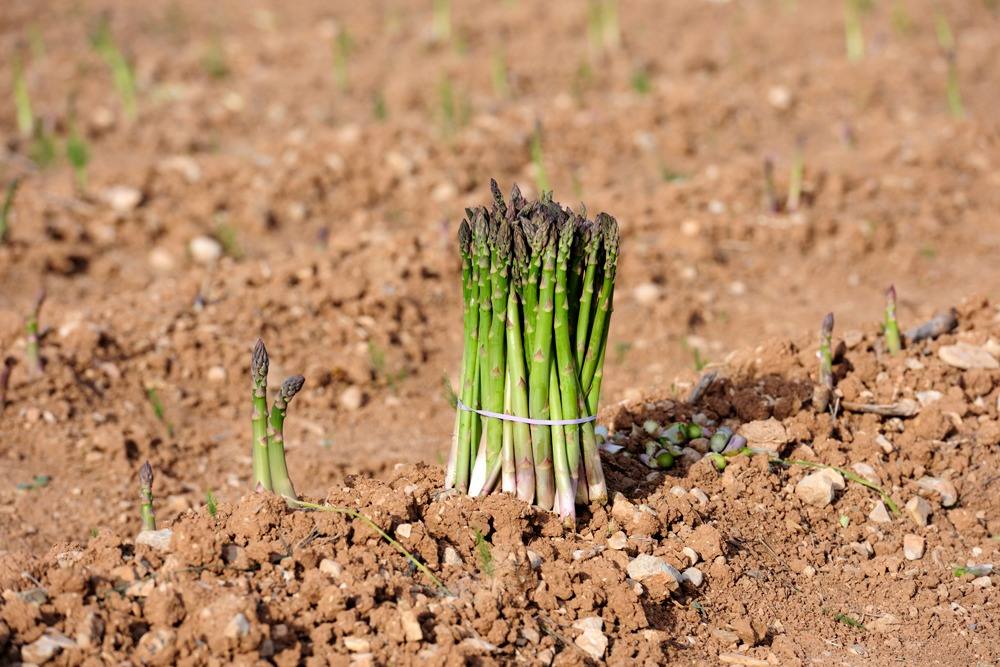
457, 399, 597, 426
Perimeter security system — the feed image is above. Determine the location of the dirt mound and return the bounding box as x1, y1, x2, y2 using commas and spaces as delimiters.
1, 297, 996, 665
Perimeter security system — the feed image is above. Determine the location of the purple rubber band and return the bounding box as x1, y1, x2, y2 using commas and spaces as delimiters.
457, 399, 597, 426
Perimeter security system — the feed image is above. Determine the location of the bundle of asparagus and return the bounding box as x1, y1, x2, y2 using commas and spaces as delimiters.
445, 181, 620, 527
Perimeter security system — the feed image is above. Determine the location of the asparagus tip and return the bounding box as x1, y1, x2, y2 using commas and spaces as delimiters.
251, 338, 269, 380
886, 284, 896, 304
821, 312, 834, 335
33, 288, 46, 313
139, 460, 153, 486
280, 375, 306, 401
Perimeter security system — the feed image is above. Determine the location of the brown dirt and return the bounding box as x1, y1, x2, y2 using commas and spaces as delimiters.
1, 0, 999, 664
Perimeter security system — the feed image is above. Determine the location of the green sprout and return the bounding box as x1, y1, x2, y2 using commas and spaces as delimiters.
883, 285, 901, 355
267, 375, 305, 501
786, 140, 805, 212
250, 339, 272, 492
372, 92, 388, 121
491, 51, 510, 100
587, 0, 620, 56
13, 55, 34, 138
437, 75, 470, 136
843, 0, 870, 62
0, 178, 21, 243
29, 122, 57, 168
17, 474, 51, 491
205, 489, 218, 517
25, 289, 45, 377
474, 529, 494, 576
332, 28, 353, 91
90, 17, 137, 118
934, 12, 964, 119
202, 37, 229, 79
432, 0, 452, 43
530, 125, 550, 194
139, 462, 156, 531
145, 386, 174, 437
832, 612, 864, 629
66, 108, 90, 191
631, 67, 651, 95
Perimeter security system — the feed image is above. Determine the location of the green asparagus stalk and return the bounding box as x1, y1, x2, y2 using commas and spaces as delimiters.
447, 220, 479, 492
484, 220, 511, 478
528, 214, 557, 509
139, 461, 156, 531
250, 338, 272, 492
549, 364, 575, 527
814, 312, 835, 411
884, 285, 901, 355
0, 177, 20, 244
506, 264, 535, 502
501, 370, 516, 493
574, 221, 601, 365
553, 216, 583, 502
474, 211, 492, 461
13, 56, 34, 139
268, 375, 305, 500
581, 214, 619, 393
25, 288, 45, 377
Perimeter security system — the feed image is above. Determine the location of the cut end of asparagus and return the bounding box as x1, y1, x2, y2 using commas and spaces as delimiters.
139, 460, 153, 487
280, 375, 306, 402
251, 338, 269, 384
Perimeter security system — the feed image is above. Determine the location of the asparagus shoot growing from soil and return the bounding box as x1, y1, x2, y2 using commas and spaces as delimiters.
884, 285, 902, 355
139, 461, 155, 531
934, 12, 964, 119
786, 140, 805, 212
0, 178, 20, 243
66, 106, 90, 191
25, 288, 45, 377
432, 0, 452, 44
843, 0, 866, 62
814, 312, 835, 411
90, 16, 137, 118
332, 28, 352, 92
250, 338, 272, 492
13, 55, 34, 138
268, 374, 305, 500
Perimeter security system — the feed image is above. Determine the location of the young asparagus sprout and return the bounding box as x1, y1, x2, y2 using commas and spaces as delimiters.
25, 289, 45, 377
814, 312, 835, 411
786, 139, 805, 212
0, 178, 20, 243
884, 286, 902, 355
268, 374, 305, 500
139, 461, 156, 531
13, 55, 34, 138
90, 17, 137, 118
844, 0, 866, 62
250, 339, 272, 492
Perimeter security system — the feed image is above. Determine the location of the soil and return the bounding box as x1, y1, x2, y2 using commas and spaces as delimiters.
1, 1, 999, 665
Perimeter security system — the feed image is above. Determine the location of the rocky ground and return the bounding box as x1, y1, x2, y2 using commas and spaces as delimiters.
1, 0, 999, 664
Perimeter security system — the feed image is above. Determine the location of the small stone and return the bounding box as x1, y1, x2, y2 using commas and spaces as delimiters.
712, 628, 740, 645
876, 434, 895, 454
76, 611, 105, 648
627, 554, 683, 583
938, 343, 998, 370
795, 472, 836, 507
135, 528, 173, 552
669, 485, 688, 497
21, 631, 76, 664
850, 541, 874, 559
443, 547, 462, 567
916, 476, 958, 507
916, 390, 943, 406
189, 236, 223, 264
400, 609, 423, 642
682, 567, 704, 587
607, 531, 628, 550
851, 462, 880, 485
737, 419, 788, 454
971, 576, 993, 588
224, 613, 251, 639
396, 523, 412, 539
207, 366, 227, 382
868, 613, 899, 634
526, 549, 543, 570
573, 617, 607, 660
149, 248, 176, 272
718, 653, 770, 667
903, 534, 925, 561
103, 185, 143, 213
343, 636, 371, 652
905, 496, 932, 527
339, 386, 364, 411
431, 181, 458, 202
690, 488, 709, 505
767, 85, 793, 110
868, 502, 892, 524
633, 282, 661, 304
817, 468, 846, 491
319, 558, 343, 578
682, 546, 700, 565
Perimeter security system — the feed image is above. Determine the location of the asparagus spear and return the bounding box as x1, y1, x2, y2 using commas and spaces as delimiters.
474, 210, 493, 461
506, 259, 535, 502
574, 221, 602, 365
501, 370, 516, 493
446, 220, 479, 492
549, 364, 575, 527
484, 220, 511, 479
528, 214, 558, 509
884, 285, 901, 355
268, 375, 305, 500
581, 215, 619, 393
814, 312, 835, 411
553, 216, 583, 501
250, 338, 272, 492
139, 461, 156, 531
25, 289, 45, 377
